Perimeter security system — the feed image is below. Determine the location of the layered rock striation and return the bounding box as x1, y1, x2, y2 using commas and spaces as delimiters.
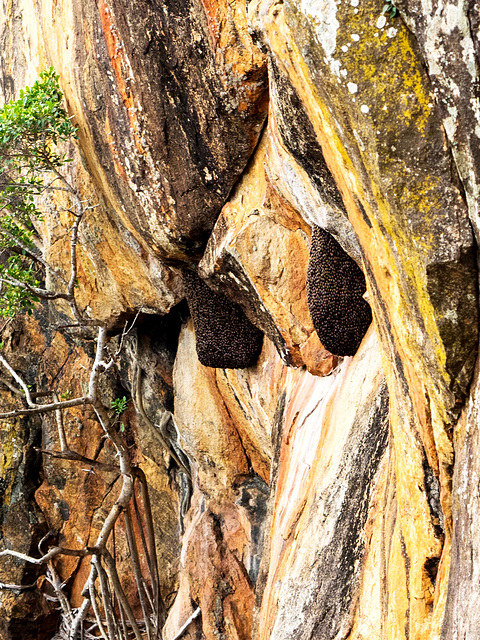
1, 1, 480, 640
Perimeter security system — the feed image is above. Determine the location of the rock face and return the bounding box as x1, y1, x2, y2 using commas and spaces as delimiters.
0, 1, 480, 640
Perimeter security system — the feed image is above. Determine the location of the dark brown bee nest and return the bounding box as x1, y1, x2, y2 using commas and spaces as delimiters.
183, 270, 264, 369
306, 226, 372, 356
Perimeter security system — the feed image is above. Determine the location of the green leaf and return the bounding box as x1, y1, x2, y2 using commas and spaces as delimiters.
110, 396, 129, 416
0, 68, 77, 318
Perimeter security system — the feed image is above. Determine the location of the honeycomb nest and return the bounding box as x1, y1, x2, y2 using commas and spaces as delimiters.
306, 226, 372, 356
183, 270, 264, 368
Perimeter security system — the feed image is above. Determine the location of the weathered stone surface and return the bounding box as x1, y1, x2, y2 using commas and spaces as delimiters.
213, 337, 286, 484
265, 103, 362, 265
165, 321, 278, 639
185, 508, 255, 640
174, 319, 264, 498
200, 132, 336, 373
249, 0, 479, 636
267, 59, 362, 264
255, 326, 389, 640
441, 362, 480, 640
396, 0, 480, 245
0, 318, 61, 639
251, 0, 478, 408
0, 5, 184, 327
1, 0, 480, 638
163, 571, 203, 640
42, 152, 182, 325
0, 312, 185, 634
0, 407, 56, 640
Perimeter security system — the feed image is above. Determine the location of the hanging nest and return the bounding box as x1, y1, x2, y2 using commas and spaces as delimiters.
183, 270, 264, 368
306, 226, 372, 356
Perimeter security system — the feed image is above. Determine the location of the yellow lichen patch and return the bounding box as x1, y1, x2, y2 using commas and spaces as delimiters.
281, 2, 460, 417
0, 418, 23, 508
255, 0, 457, 427
5, 0, 13, 22
331, 8, 433, 134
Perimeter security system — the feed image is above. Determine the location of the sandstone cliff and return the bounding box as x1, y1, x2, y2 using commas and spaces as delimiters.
0, 1, 479, 639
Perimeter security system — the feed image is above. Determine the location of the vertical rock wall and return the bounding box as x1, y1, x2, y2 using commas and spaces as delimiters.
0, 1, 479, 639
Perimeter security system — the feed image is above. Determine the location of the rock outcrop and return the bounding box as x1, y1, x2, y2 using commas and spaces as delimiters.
1, 1, 480, 640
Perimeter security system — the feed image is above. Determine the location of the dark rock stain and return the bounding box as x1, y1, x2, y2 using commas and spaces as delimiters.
305, 380, 390, 640
269, 59, 347, 214
426, 251, 478, 399
75, 0, 268, 258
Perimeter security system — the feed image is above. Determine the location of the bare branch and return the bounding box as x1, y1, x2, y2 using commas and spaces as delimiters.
53, 392, 68, 451
0, 546, 90, 566
0, 228, 66, 285
36, 448, 120, 474
133, 361, 191, 477
134, 468, 165, 627
48, 166, 80, 201
0, 376, 52, 399
0, 581, 37, 591
0, 375, 28, 396
88, 576, 109, 640
88, 326, 108, 402
168, 607, 202, 640
0, 317, 12, 334
69, 597, 91, 640
94, 557, 117, 640
0, 394, 90, 418
38, 531, 55, 556
0, 272, 69, 301
0, 354, 34, 406
101, 311, 141, 371
131, 489, 153, 589
124, 506, 153, 640
103, 551, 143, 640
118, 604, 129, 640
65, 212, 83, 322
45, 563, 75, 626
0, 324, 109, 418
